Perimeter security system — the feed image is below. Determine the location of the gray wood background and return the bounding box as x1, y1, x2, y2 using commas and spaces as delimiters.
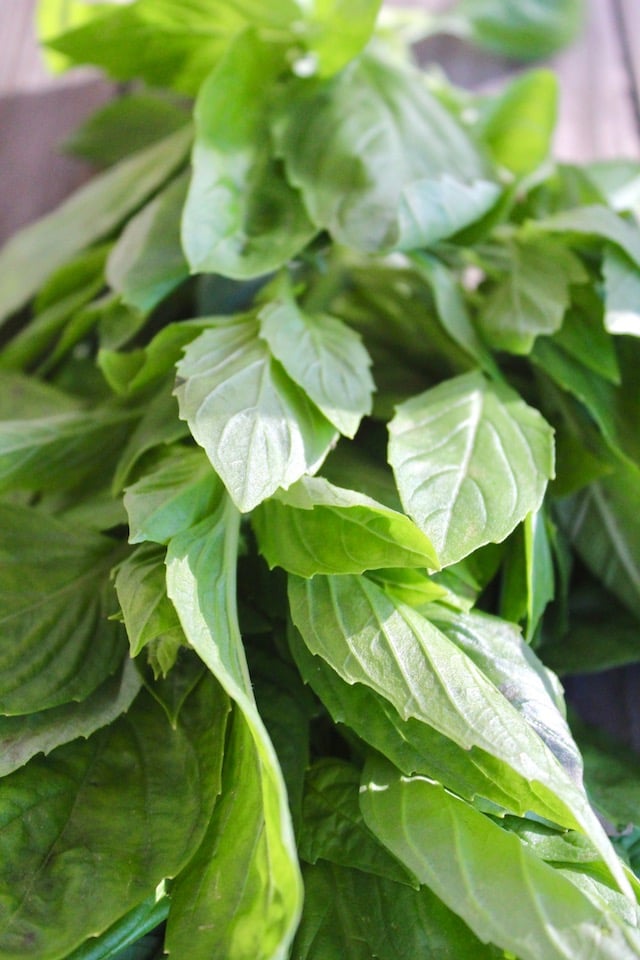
1, 0, 639, 746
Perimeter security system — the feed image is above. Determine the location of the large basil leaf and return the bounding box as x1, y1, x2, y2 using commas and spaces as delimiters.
452, 0, 585, 60
174, 317, 337, 512
288, 573, 630, 894
252, 476, 438, 577
273, 52, 493, 253
603, 246, 640, 337
388, 371, 555, 566
0, 505, 127, 715
0, 659, 141, 777
258, 283, 374, 438
0, 127, 191, 324
182, 30, 316, 279
165, 501, 302, 960
0, 676, 229, 960
360, 754, 640, 960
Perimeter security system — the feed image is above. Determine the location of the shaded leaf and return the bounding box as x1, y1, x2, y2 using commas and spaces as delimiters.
0, 505, 127, 715
0, 677, 229, 960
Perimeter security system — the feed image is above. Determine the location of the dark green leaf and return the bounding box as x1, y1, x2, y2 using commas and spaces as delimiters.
0, 658, 141, 777
0, 676, 229, 960
0, 505, 127, 714
452, 0, 585, 60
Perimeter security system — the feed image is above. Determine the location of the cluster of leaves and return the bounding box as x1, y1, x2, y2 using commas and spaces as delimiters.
1, 0, 640, 958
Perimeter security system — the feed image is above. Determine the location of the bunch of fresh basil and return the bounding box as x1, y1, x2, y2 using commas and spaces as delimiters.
1, 1, 640, 958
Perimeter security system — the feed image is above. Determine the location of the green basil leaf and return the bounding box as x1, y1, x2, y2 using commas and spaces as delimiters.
360, 754, 640, 960
526, 205, 640, 268
174, 317, 337, 512
107, 174, 189, 314
603, 246, 640, 337
299, 758, 415, 886
182, 30, 316, 278
273, 52, 490, 253
0, 676, 229, 960
165, 503, 302, 960
0, 505, 127, 715
0, 658, 142, 777
452, 0, 584, 60
124, 447, 222, 546
258, 282, 374, 438
557, 461, 640, 618
292, 860, 503, 960
477, 69, 558, 175
477, 238, 586, 354
0, 127, 191, 325
288, 573, 630, 894
253, 476, 438, 576
113, 544, 185, 672
388, 371, 555, 566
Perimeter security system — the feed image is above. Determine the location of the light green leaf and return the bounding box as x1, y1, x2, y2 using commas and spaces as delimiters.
360, 754, 640, 960
527, 204, 640, 268
299, 759, 415, 886
557, 462, 640, 617
182, 30, 316, 279
174, 317, 338, 512
288, 573, 630, 894
477, 69, 558, 175
477, 238, 586, 354
553, 288, 620, 384
165, 504, 303, 960
289, 622, 571, 815
0, 126, 191, 324
124, 447, 222, 546
113, 545, 184, 670
430, 606, 578, 779
298, 0, 382, 76
388, 371, 555, 566
273, 52, 489, 253
0, 505, 127, 715
292, 860, 502, 960
603, 245, 640, 336
451, 0, 585, 59
0, 658, 142, 777
258, 284, 374, 438
252, 475, 438, 576
107, 174, 189, 314
0, 676, 229, 960
396, 176, 501, 250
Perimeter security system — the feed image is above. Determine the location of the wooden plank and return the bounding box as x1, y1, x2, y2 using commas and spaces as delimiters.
618, 0, 640, 123
551, 0, 640, 161
0, 0, 99, 93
